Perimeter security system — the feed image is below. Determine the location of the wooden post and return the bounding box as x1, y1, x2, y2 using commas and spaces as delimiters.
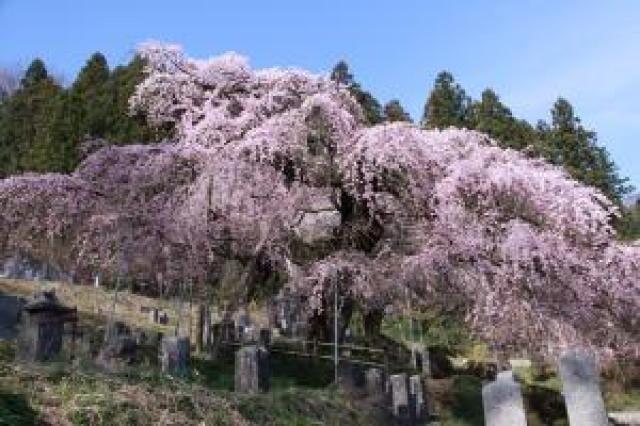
196, 304, 204, 353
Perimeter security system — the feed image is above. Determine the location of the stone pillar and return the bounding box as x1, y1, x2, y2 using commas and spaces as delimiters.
160, 336, 190, 376
558, 348, 608, 426
221, 320, 236, 342
196, 304, 208, 353
235, 345, 270, 393
149, 308, 159, 324
390, 373, 410, 422
482, 370, 527, 426
420, 347, 431, 377
202, 306, 211, 349
212, 323, 222, 345
259, 328, 271, 348
241, 325, 259, 345
365, 368, 385, 396
409, 374, 425, 422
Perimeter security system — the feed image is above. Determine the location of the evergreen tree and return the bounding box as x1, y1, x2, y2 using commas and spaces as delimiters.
469, 89, 537, 151
383, 99, 412, 123
422, 71, 470, 129
70, 52, 111, 138
539, 98, 631, 203
619, 201, 640, 240
105, 56, 166, 144
21, 59, 48, 87
331, 61, 383, 125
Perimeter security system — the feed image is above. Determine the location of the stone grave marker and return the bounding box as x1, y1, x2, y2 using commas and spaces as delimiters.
259, 328, 271, 348
365, 367, 385, 397
160, 336, 190, 376
482, 370, 527, 426
148, 308, 159, 324
16, 291, 77, 362
409, 374, 426, 423
558, 348, 608, 426
390, 373, 410, 423
98, 321, 138, 370
0, 294, 24, 340
235, 345, 269, 393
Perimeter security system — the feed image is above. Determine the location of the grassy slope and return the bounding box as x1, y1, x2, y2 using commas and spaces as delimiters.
1, 278, 638, 425
0, 278, 384, 425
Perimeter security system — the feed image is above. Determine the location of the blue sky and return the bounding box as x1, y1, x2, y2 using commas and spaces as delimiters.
1, 0, 639, 188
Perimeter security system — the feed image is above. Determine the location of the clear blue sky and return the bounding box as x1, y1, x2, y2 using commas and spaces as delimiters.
1, 1, 639, 189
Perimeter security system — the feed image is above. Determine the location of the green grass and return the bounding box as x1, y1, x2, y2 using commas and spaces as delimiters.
0, 340, 382, 425
435, 375, 485, 426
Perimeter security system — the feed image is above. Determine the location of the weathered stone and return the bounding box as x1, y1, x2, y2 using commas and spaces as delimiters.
201, 305, 211, 348
294, 210, 341, 244
160, 336, 190, 376
241, 325, 259, 344
411, 345, 431, 377
0, 295, 24, 340
221, 320, 237, 342
409, 374, 425, 422
365, 368, 385, 396
558, 348, 608, 426
98, 321, 137, 370
235, 345, 269, 393
337, 360, 365, 390
148, 308, 159, 324
16, 291, 77, 362
608, 411, 640, 426
508, 359, 532, 369
390, 373, 410, 421
259, 328, 271, 348
292, 188, 341, 245
482, 370, 527, 426
99, 336, 138, 369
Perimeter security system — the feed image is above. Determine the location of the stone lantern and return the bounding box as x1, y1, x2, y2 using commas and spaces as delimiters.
17, 291, 77, 362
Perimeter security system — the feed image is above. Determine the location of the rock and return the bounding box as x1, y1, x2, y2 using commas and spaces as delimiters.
509, 359, 532, 369
16, 291, 77, 362
259, 328, 271, 348
482, 370, 527, 426
390, 373, 410, 422
409, 374, 426, 422
160, 336, 190, 376
99, 336, 138, 369
0, 295, 24, 340
148, 308, 159, 323
558, 348, 608, 426
293, 188, 340, 245
609, 411, 640, 426
365, 368, 385, 397
235, 345, 269, 393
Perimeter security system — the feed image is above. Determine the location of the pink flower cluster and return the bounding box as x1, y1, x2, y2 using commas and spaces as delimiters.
0, 42, 637, 357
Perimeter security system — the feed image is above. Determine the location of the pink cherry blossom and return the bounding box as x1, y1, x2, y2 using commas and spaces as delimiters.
0, 42, 637, 359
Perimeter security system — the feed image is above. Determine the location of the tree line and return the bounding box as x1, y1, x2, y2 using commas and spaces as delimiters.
0, 53, 163, 176
0, 53, 637, 237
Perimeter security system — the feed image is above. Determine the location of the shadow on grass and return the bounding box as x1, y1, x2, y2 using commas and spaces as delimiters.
447, 375, 484, 426
192, 348, 335, 392
524, 384, 569, 426
0, 390, 38, 426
